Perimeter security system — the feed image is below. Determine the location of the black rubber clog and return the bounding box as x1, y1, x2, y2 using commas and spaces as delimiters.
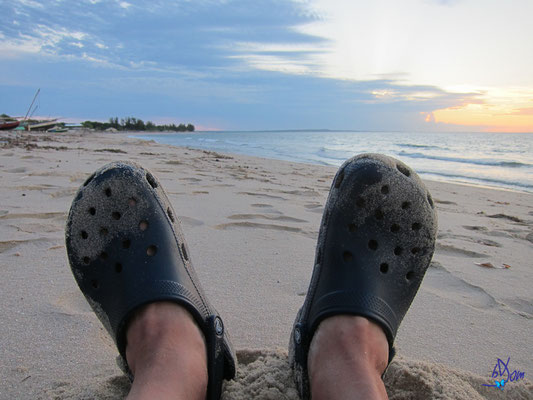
65, 161, 236, 400
289, 154, 438, 399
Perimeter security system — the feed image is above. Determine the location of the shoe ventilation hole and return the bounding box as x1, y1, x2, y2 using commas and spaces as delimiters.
146, 172, 158, 189
356, 197, 366, 208
427, 193, 434, 208
411, 247, 420, 254
406, 271, 415, 281
381, 185, 389, 194
100, 227, 109, 236
122, 239, 131, 249
91, 280, 99, 289
397, 164, 410, 177
334, 170, 344, 188
394, 246, 403, 256
167, 207, 175, 222
380, 263, 389, 274
147, 245, 157, 256
181, 243, 189, 261
89, 207, 96, 216
83, 173, 95, 187
139, 220, 149, 231
83, 256, 90, 264
105, 188, 112, 197
374, 209, 384, 220
348, 223, 357, 233
112, 211, 121, 220
115, 262, 122, 273
81, 231, 88, 239
129, 198, 137, 207
402, 201, 411, 210
412, 222, 421, 231
390, 224, 400, 233
343, 251, 353, 262
100, 252, 108, 260
368, 240, 378, 250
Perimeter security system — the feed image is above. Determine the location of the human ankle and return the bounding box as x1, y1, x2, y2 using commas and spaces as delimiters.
125, 302, 207, 375
307, 316, 389, 400
309, 315, 389, 379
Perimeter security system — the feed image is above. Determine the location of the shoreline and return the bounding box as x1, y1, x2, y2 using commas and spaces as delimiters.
123, 131, 533, 196
1, 130, 532, 399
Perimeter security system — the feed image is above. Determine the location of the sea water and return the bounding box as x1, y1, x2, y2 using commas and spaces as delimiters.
132, 131, 533, 193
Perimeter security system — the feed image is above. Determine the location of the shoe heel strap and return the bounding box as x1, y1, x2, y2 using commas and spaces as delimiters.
205, 314, 226, 400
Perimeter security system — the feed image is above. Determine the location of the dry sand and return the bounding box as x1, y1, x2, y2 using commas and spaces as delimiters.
0, 130, 531, 399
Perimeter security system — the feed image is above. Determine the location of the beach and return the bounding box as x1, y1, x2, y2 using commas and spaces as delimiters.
1, 130, 532, 399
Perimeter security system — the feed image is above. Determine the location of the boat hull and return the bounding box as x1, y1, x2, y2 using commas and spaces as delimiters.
0, 121, 20, 130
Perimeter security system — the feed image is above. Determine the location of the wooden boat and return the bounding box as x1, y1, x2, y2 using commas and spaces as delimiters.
28, 119, 58, 131
47, 126, 68, 133
0, 120, 20, 130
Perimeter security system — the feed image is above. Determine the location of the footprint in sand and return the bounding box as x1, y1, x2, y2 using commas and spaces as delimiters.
443, 230, 502, 248
434, 199, 457, 205
270, 189, 320, 198
181, 177, 202, 183
463, 225, 488, 232
487, 213, 524, 224
237, 191, 287, 201
425, 262, 499, 310
501, 297, 533, 319
52, 291, 93, 315
227, 214, 308, 223
8, 222, 63, 234
178, 215, 204, 227
304, 202, 324, 214
50, 188, 78, 198
5, 167, 27, 173
251, 203, 273, 208
0, 211, 66, 220
435, 243, 486, 258
0, 238, 56, 254
214, 221, 302, 233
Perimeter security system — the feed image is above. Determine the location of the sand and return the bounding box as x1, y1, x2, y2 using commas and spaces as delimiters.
0, 130, 531, 399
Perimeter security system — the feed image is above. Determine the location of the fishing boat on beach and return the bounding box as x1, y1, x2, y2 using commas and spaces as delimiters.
47, 126, 68, 133
0, 119, 20, 130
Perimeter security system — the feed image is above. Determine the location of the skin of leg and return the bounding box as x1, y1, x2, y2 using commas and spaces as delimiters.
308, 315, 390, 400
125, 302, 208, 400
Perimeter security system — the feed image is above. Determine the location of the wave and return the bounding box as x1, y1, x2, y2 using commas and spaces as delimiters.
315, 146, 350, 161
417, 170, 533, 192
397, 143, 444, 151
399, 151, 532, 168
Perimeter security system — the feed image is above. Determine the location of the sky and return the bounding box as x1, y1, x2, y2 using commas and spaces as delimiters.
1, 0, 532, 132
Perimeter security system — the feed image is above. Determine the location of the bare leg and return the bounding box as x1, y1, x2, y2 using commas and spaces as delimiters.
125, 302, 208, 400
308, 315, 389, 400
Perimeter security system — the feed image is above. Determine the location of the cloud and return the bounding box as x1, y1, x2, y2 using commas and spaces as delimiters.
0, 24, 91, 58
1, 0, 531, 132
512, 107, 533, 116
15, 0, 44, 9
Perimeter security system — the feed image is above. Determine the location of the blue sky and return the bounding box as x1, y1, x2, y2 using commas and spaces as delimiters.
1, 0, 532, 131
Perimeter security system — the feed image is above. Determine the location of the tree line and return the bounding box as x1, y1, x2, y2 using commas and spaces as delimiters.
82, 117, 194, 132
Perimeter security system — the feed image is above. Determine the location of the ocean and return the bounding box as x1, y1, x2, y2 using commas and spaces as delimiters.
132, 131, 533, 193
